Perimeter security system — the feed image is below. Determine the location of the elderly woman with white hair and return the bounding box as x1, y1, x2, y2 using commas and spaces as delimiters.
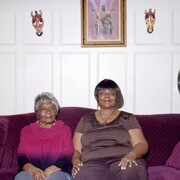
15, 92, 74, 180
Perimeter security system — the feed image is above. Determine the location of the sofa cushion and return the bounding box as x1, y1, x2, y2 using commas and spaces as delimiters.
0, 167, 18, 180
166, 140, 180, 170
148, 166, 180, 180
0, 118, 8, 166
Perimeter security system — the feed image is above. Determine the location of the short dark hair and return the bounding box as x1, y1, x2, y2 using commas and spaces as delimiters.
94, 79, 124, 108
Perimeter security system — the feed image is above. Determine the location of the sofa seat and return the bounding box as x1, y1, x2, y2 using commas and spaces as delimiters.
148, 166, 180, 180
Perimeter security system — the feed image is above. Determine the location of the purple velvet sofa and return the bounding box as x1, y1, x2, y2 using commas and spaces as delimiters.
0, 107, 180, 180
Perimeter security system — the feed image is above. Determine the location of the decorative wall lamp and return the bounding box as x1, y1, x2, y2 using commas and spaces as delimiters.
178, 70, 180, 94
30, 10, 44, 36
144, 9, 156, 33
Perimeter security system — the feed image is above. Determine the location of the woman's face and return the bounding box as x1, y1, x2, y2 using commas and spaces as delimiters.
98, 89, 117, 109
37, 102, 57, 125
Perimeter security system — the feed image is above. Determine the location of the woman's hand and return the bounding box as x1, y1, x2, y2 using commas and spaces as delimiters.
23, 163, 46, 180
118, 128, 149, 170
44, 165, 61, 177
118, 152, 137, 170
31, 168, 46, 180
71, 158, 83, 177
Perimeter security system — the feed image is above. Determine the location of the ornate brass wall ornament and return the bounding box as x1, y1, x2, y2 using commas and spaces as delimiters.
31, 10, 44, 36
144, 9, 156, 33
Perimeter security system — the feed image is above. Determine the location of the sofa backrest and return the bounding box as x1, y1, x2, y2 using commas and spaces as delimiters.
136, 114, 180, 167
0, 107, 180, 171
0, 107, 95, 170
57, 107, 95, 132
59, 109, 180, 167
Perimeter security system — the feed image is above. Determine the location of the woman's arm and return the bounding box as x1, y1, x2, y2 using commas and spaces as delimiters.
129, 128, 149, 158
119, 128, 149, 170
71, 132, 83, 177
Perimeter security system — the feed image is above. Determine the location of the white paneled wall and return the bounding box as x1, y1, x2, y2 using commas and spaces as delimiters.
0, 53, 16, 114
61, 53, 90, 107
173, 10, 180, 45
134, 53, 172, 113
0, 11, 16, 45
23, 53, 54, 112
0, 0, 180, 115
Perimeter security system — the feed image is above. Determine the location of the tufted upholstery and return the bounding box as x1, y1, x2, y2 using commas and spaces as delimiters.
136, 114, 180, 167
0, 107, 180, 180
0, 113, 36, 169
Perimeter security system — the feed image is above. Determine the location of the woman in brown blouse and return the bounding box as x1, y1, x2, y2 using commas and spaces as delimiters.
71, 79, 149, 180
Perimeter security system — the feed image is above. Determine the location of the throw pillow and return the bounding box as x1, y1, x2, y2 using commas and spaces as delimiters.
166, 140, 180, 170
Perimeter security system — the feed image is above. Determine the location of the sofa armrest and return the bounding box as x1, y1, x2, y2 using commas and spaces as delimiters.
0, 118, 8, 166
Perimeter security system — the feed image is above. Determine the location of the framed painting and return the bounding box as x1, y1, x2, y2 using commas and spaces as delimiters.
81, 0, 126, 47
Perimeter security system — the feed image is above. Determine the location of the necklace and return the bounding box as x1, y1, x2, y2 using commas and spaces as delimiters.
38, 120, 56, 129
99, 109, 116, 125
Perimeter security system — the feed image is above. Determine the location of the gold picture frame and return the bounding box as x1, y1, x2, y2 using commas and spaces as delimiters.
81, 0, 126, 47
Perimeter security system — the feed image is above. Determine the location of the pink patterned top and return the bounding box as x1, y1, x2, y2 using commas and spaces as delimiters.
17, 120, 74, 173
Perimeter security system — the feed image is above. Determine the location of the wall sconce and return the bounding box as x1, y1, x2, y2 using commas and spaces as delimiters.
30, 10, 44, 36
144, 9, 156, 33
178, 70, 180, 94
